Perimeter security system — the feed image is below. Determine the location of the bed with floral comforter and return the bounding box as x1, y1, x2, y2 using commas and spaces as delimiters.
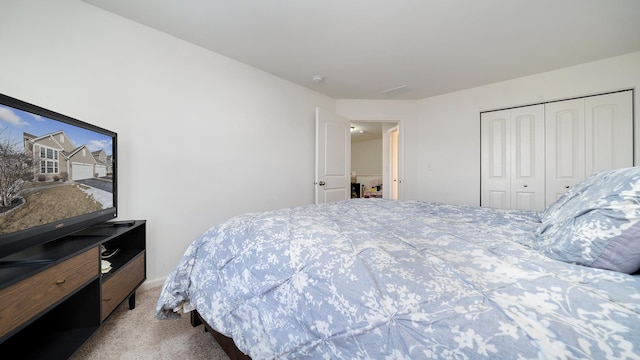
156, 167, 640, 359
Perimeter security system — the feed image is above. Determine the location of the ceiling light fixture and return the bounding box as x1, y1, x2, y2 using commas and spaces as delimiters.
312, 75, 324, 83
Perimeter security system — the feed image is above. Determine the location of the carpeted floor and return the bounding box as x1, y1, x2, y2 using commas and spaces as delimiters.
71, 286, 229, 359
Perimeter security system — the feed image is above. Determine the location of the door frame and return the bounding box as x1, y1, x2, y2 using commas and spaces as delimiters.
349, 119, 403, 200
388, 125, 399, 200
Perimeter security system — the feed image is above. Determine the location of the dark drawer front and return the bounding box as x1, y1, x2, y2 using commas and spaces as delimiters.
0, 247, 99, 338
101, 251, 145, 321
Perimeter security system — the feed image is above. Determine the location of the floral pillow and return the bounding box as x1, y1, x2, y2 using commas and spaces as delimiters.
536, 167, 640, 274
539, 170, 603, 227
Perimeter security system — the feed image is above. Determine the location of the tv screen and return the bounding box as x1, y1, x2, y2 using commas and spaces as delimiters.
0, 93, 117, 261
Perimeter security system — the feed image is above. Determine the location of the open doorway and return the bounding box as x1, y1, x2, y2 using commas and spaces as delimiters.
350, 121, 399, 199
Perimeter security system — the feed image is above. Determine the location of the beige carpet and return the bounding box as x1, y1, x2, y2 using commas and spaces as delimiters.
71, 286, 229, 360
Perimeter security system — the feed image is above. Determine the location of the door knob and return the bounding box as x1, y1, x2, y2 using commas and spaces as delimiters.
318, 181, 326, 186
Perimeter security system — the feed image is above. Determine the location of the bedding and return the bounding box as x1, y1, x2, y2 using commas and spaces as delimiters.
156, 168, 640, 359
536, 166, 640, 274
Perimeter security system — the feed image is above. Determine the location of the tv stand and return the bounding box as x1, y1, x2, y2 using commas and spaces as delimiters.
0, 220, 146, 359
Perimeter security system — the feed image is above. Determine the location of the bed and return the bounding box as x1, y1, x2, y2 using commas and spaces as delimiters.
156, 167, 640, 359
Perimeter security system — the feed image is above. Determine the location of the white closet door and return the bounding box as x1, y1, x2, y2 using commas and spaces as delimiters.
483, 90, 633, 210
481, 105, 544, 210
481, 110, 510, 209
545, 99, 585, 206
510, 105, 545, 211
585, 91, 633, 173
545, 91, 633, 206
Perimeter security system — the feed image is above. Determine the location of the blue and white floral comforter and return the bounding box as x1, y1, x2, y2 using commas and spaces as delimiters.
156, 199, 640, 359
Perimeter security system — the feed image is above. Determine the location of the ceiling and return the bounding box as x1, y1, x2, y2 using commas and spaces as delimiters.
351, 122, 383, 143
83, 0, 640, 100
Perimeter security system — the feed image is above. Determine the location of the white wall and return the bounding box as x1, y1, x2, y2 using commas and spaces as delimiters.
339, 52, 640, 207
352, 138, 382, 176
352, 139, 383, 195
0, 0, 335, 287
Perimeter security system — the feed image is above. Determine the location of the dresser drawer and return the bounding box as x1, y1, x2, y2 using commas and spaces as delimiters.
101, 251, 145, 321
0, 247, 99, 339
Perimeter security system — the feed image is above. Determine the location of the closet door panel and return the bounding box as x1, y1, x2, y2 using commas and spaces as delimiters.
511, 105, 545, 211
487, 191, 509, 209
481, 110, 510, 209
585, 91, 633, 173
545, 99, 585, 206
513, 192, 538, 211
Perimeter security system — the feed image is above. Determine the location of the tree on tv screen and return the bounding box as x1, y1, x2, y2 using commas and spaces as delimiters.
0, 129, 33, 208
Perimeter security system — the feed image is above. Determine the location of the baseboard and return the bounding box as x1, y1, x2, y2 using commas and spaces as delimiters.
139, 277, 165, 291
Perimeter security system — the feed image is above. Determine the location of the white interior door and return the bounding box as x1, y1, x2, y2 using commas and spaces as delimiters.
481, 110, 511, 209
545, 98, 586, 205
510, 105, 545, 211
585, 91, 633, 173
315, 107, 351, 204
481, 105, 544, 211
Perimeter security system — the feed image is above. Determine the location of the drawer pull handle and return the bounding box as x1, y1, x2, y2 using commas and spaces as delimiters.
55, 279, 66, 285
103, 298, 112, 302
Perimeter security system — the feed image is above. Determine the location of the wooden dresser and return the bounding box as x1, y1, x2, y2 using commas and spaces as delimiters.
0, 220, 146, 359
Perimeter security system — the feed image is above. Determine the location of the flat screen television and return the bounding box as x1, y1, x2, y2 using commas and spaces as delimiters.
0, 93, 117, 263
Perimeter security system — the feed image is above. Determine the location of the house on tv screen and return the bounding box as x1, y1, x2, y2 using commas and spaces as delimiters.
23, 131, 111, 182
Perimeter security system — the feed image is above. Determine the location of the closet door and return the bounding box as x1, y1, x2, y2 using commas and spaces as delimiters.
545, 91, 633, 206
481, 110, 511, 209
510, 105, 545, 210
585, 91, 633, 173
481, 105, 545, 210
545, 99, 585, 205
